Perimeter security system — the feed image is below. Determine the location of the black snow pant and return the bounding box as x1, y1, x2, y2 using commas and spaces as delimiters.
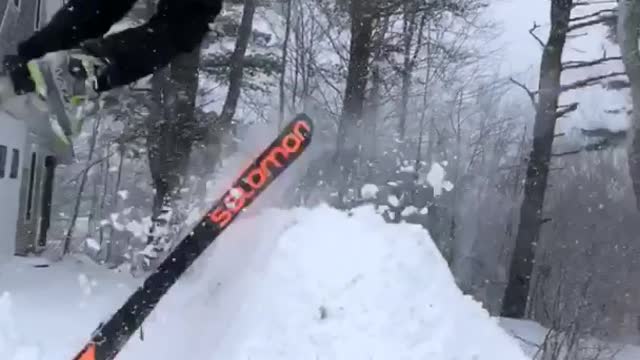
16, 0, 223, 91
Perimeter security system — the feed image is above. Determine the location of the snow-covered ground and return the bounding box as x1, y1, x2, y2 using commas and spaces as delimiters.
1, 205, 528, 359
0, 256, 138, 359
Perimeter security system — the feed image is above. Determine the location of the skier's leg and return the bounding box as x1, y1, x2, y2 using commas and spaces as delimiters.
3, 0, 220, 153
14, 0, 221, 108
3, 0, 138, 97
10, 0, 220, 96
24, 50, 107, 151
17, 0, 138, 61
81, 0, 223, 91
0, 50, 108, 155
2, 0, 136, 155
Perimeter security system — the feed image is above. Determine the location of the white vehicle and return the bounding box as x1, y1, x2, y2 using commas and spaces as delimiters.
0, 95, 72, 261
0, 0, 68, 262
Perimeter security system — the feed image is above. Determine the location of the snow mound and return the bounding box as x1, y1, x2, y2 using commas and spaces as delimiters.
0, 205, 528, 359
216, 205, 527, 359
120, 205, 529, 359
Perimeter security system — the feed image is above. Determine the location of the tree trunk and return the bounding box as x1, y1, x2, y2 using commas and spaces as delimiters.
146, 69, 169, 223
106, 145, 125, 263
335, 0, 374, 190
618, 0, 640, 210
218, 0, 257, 127
421, 25, 434, 164
278, 0, 293, 128
364, 13, 390, 178
367, 63, 381, 170
501, 0, 572, 318
146, 45, 201, 247
398, 0, 418, 139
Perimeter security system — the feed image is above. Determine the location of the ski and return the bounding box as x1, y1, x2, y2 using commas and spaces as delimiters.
73, 114, 314, 360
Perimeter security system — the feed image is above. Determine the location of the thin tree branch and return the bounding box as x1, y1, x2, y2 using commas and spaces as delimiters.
64, 151, 118, 186
555, 102, 579, 118
529, 22, 545, 48
552, 135, 625, 157
509, 77, 537, 106
569, 9, 614, 23
561, 72, 627, 92
568, 14, 615, 31
581, 127, 628, 139
566, 32, 589, 40
552, 149, 582, 157
605, 79, 630, 90
573, 1, 617, 7
584, 138, 619, 151
562, 56, 621, 70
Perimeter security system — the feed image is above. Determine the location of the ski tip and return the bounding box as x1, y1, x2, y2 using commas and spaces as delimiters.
289, 113, 314, 137
74, 343, 96, 360
292, 112, 312, 123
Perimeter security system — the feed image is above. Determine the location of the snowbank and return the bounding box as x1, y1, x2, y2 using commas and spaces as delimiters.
1, 206, 528, 359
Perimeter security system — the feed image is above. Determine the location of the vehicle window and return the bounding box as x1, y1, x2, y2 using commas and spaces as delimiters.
0, 145, 6, 179
10, 149, 19, 179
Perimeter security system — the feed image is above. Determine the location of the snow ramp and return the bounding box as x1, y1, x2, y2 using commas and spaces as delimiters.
115, 204, 529, 360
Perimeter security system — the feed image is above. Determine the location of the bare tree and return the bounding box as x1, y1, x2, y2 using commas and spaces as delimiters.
502, 0, 626, 318
278, 0, 293, 126
143, 0, 203, 264
397, 0, 426, 139
502, 0, 574, 318
333, 0, 378, 196
218, 0, 257, 126
64, 116, 102, 254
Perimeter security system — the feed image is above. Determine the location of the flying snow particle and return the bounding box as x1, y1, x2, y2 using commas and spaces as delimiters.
85, 238, 100, 252
117, 190, 129, 200
388, 195, 400, 207
78, 274, 93, 296
426, 163, 454, 196
400, 164, 416, 173
401, 206, 418, 217
376, 205, 390, 214
361, 184, 380, 200
110, 213, 125, 231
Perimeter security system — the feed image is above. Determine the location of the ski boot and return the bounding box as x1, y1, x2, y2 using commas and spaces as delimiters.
25, 50, 107, 153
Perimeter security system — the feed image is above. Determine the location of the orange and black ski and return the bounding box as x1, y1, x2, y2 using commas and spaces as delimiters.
73, 114, 313, 360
